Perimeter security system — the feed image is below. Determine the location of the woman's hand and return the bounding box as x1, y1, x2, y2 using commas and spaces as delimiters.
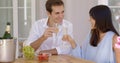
62, 35, 76, 49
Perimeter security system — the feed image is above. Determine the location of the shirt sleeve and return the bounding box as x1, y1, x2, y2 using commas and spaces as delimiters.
24, 22, 42, 46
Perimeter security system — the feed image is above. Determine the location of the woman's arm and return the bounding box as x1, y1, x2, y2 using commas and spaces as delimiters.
113, 35, 120, 63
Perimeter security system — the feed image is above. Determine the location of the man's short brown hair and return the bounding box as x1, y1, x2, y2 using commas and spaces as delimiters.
45, 0, 64, 13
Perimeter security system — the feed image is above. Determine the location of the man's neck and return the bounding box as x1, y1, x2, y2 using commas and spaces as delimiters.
47, 18, 57, 27
47, 20, 54, 27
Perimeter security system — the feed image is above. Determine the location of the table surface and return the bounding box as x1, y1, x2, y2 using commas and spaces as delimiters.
13, 54, 94, 63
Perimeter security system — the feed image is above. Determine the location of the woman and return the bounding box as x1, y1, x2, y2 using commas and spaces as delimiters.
62, 5, 120, 63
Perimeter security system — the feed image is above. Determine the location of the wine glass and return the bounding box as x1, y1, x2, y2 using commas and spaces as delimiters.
63, 27, 67, 36
62, 26, 69, 47
52, 23, 59, 44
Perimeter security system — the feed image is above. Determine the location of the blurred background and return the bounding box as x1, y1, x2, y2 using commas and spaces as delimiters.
0, 0, 120, 58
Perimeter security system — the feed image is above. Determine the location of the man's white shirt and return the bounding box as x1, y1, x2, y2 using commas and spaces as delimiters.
25, 18, 73, 55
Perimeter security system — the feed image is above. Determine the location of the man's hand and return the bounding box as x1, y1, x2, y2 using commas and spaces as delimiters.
39, 48, 58, 55
43, 27, 58, 38
30, 27, 58, 51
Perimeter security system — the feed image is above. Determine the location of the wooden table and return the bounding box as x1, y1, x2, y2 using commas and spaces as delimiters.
13, 54, 94, 63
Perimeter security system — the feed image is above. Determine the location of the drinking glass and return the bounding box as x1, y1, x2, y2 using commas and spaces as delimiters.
53, 23, 59, 44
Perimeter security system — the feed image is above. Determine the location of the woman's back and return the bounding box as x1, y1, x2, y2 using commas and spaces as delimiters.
82, 31, 116, 63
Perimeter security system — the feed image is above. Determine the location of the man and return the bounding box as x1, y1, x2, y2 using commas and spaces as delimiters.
25, 0, 73, 55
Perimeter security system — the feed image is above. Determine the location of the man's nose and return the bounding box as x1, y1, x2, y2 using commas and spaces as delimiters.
59, 13, 64, 18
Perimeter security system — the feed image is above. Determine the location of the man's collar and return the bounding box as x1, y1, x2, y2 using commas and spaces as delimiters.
43, 17, 64, 27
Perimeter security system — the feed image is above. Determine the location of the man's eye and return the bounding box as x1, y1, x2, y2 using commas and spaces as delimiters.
55, 12, 59, 14
62, 11, 64, 14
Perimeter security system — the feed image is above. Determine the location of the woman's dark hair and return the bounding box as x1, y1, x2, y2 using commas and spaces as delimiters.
89, 5, 119, 46
45, 0, 64, 14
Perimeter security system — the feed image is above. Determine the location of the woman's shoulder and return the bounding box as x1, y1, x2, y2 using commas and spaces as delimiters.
107, 31, 115, 34
106, 31, 118, 42
107, 31, 118, 42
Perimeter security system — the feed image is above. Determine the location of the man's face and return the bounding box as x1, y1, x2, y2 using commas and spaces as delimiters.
48, 5, 64, 24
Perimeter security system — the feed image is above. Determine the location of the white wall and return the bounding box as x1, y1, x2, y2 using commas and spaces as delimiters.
64, 0, 98, 45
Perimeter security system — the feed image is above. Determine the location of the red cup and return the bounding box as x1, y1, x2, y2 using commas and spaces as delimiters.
38, 53, 50, 62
